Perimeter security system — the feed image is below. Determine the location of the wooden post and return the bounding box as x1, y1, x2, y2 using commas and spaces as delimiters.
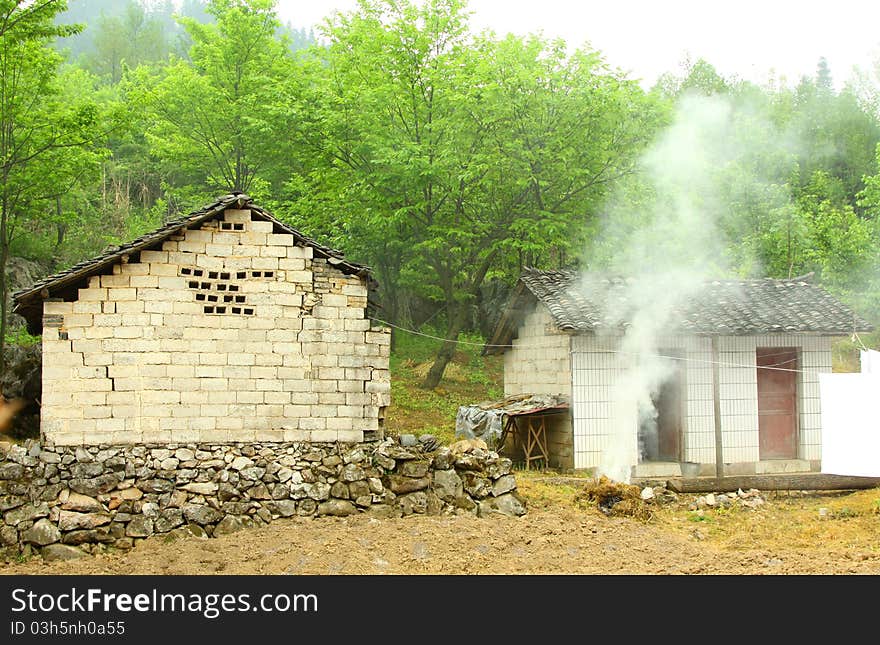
712, 336, 724, 478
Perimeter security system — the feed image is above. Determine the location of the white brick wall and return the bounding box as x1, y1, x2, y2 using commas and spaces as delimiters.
569, 332, 833, 472
41, 208, 390, 446
503, 304, 572, 397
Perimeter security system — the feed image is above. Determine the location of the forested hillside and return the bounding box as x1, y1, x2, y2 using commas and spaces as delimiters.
3, 0, 880, 385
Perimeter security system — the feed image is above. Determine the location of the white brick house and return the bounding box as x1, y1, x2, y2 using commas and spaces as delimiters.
486, 268, 873, 478
13, 193, 390, 446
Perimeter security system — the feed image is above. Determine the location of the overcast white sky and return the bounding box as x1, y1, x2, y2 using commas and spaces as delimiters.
275, 0, 880, 90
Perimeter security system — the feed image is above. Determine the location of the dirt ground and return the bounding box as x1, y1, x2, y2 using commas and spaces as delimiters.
3, 493, 880, 576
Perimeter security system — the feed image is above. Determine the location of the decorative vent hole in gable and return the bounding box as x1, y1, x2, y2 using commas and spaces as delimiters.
180, 266, 251, 316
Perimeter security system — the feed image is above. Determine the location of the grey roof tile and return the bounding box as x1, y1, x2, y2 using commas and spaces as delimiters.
519, 267, 873, 335
12, 193, 374, 333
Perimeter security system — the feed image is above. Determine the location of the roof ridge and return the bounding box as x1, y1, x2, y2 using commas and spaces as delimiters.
12, 193, 375, 334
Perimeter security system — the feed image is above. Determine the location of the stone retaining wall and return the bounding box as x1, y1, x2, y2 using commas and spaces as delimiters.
0, 438, 526, 561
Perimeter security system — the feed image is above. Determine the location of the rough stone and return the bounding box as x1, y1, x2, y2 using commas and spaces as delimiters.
425, 490, 443, 516
348, 480, 370, 499
4, 502, 49, 525
182, 482, 218, 495
399, 491, 428, 514
248, 484, 272, 500
460, 472, 491, 498
0, 494, 26, 512
58, 510, 112, 531
230, 456, 254, 471
70, 474, 119, 496
485, 456, 512, 479
183, 504, 223, 525
175, 448, 195, 462
273, 500, 298, 517
367, 503, 399, 519
322, 455, 343, 468
432, 469, 463, 502
154, 509, 184, 533
383, 446, 418, 460
387, 475, 430, 494
217, 482, 240, 501
0, 463, 25, 480
118, 487, 144, 501
138, 478, 174, 494
400, 460, 429, 478
41, 544, 86, 562
330, 481, 349, 499
305, 482, 331, 501
71, 462, 104, 478
185, 523, 209, 539
126, 516, 154, 538
0, 525, 18, 546
317, 499, 357, 517
140, 502, 160, 518
167, 490, 188, 508
491, 474, 517, 497
432, 448, 452, 470
160, 457, 180, 470
367, 477, 384, 494
399, 434, 418, 447
477, 492, 527, 517
21, 519, 61, 546
239, 466, 266, 481
454, 454, 486, 471
341, 463, 365, 482
62, 528, 114, 545
213, 515, 243, 536
61, 492, 104, 513
372, 453, 395, 471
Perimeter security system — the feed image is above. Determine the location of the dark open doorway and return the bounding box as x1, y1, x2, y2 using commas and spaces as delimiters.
757, 347, 799, 460
638, 351, 684, 462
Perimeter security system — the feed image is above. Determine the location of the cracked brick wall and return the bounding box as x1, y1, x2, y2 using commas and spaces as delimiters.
39, 207, 390, 446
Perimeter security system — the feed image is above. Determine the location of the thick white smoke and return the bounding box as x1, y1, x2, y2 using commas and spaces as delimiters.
589, 93, 762, 482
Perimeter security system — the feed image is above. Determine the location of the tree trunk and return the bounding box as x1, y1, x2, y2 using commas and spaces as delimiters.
421, 251, 497, 389
420, 298, 469, 390
0, 195, 9, 376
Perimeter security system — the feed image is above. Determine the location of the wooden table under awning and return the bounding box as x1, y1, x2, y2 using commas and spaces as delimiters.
498, 402, 570, 470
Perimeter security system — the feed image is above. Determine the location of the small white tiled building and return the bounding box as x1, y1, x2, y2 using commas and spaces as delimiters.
13, 193, 390, 446
486, 268, 873, 478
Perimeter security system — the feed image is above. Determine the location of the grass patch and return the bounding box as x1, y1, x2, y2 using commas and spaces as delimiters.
650, 487, 880, 552
514, 471, 586, 512
384, 328, 503, 444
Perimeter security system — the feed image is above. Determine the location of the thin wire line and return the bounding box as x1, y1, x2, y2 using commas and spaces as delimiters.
370, 318, 513, 348
371, 317, 846, 374
575, 349, 812, 374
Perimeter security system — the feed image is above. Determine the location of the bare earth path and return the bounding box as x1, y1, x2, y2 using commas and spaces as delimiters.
3, 507, 879, 576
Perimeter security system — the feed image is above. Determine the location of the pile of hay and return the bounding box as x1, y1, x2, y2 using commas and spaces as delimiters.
576, 476, 653, 521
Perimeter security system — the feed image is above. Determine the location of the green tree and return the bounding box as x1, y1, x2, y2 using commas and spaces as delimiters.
123, 0, 293, 198
0, 1, 104, 369
294, 0, 662, 387
87, 1, 169, 84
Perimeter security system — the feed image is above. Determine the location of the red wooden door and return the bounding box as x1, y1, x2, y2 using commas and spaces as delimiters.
757, 348, 798, 460
656, 361, 683, 461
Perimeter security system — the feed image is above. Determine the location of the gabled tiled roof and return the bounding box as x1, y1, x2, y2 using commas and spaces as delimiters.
485, 267, 874, 354
13, 193, 374, 333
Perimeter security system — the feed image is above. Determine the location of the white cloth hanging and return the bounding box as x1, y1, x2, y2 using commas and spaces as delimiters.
860, 349, 880, 374
819, 372, 880, 476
